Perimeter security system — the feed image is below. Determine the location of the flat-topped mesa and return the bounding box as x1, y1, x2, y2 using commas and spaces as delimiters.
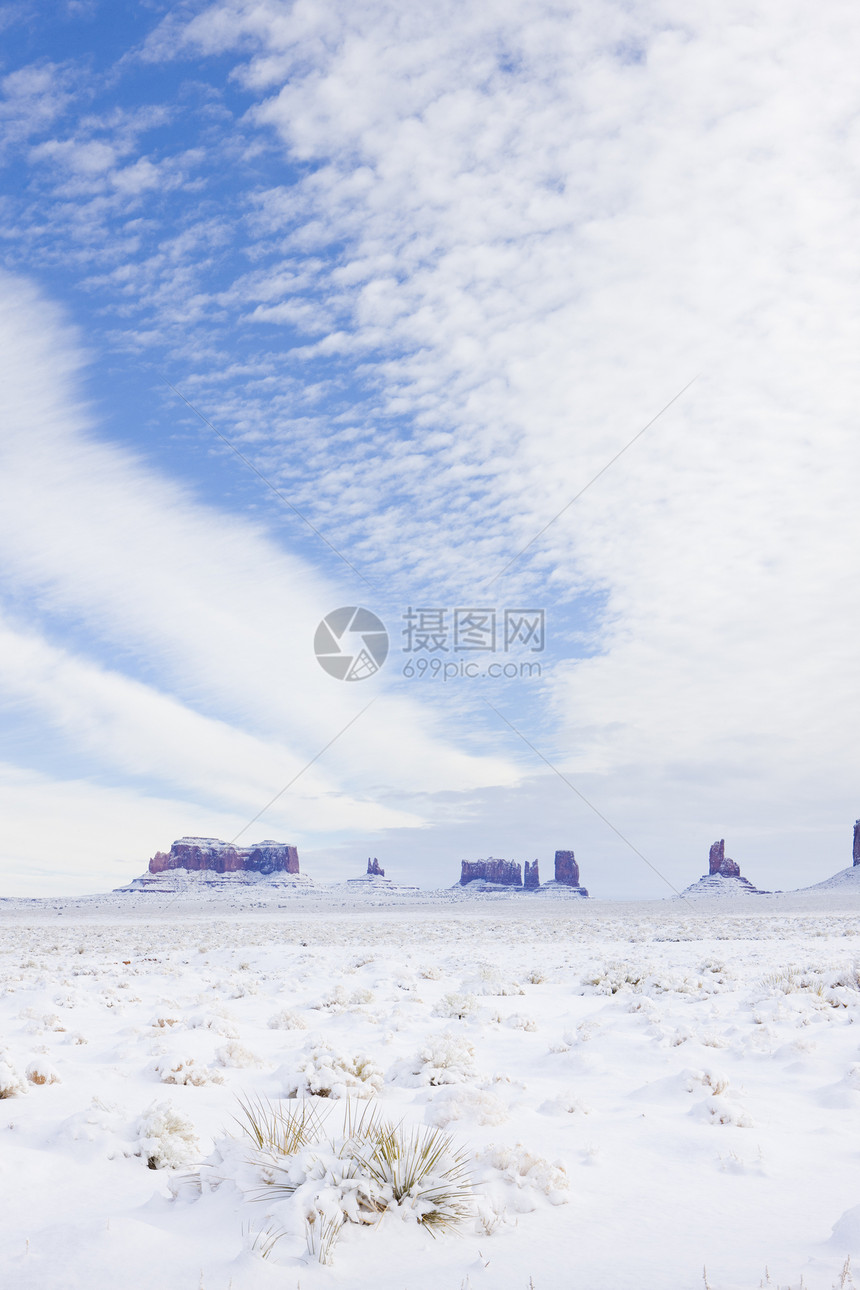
366, 857, 385, 877
554, 850, 581, 886
460, 858, 522, 887
524, 860, 540, 889
854, 820, 860, 867
148, 837, 299, 877
708, 839, 741, 879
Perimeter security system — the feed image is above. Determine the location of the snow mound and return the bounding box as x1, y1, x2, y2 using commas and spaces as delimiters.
801, 865, 860, 894
679, 873, 766, 898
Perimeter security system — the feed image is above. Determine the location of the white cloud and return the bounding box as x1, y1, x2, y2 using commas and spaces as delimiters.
0, 269, 521, 890
0, 61, 78, 150
0, 762, 248, 897
0, 615, 423, 831
31, 136, 117, 173
146, 0, 860, 872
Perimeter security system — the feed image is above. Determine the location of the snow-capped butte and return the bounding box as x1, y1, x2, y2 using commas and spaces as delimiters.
680, 839, 766, 898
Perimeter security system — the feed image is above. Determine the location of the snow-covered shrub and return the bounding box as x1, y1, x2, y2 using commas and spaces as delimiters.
228, 975, 258, 999
353, 1118, 474, 1232
691, 1097, 754, 1128
188, 1009, 240, 1038
216, 1098, 475, 1264
581, 963, 645, 994
311, 985, 374, 1012
216, 1042, 262, 1069
58, 1097, 125, 1155
699, 1032, 730, 1048
687, 1070, 753, 1127
582, 961, 709, 998
389, 1032, 476, 1087
135, 1100, 200, 1169
433, 992, 479, 1020
698, 1070, 730, 1096
268, 1007, 307, 1031
0, 1055, 27, 1098
19, 1008, 66, 1034
462, 967, 525, 997
26, 1058, 60, 1086
280, 1039, 383, 1099
539, 1091, 590, 1116
475, 1143, 570, 1208
151, 1055, 224, 1086
426, 1086, 508, 1127
504, 1013, 537, 1032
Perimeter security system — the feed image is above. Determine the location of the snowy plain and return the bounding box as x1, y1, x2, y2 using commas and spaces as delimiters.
4, 881, 860, 1290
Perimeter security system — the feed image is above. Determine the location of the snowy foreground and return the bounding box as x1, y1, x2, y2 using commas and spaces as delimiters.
4, 890, 860, 1290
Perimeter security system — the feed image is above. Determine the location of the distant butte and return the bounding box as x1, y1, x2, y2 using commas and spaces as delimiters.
460, 858, 522, 887
708, 839, 741, 879
681, 838, 763, 896
458, 851, 589, 896
536, 849, 589, 896
148, 837, 299, 877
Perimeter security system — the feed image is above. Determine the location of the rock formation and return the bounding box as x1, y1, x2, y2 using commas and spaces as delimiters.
554, 850, 581, 886
708, 839, 741, 879
460, 858, 522, 887
524, 860, 540, 889
854, 820, 860, 867
680, 838, 762, 896
530, 848, 590, 896
149, 837, 299, 876
366, 857, 385, 877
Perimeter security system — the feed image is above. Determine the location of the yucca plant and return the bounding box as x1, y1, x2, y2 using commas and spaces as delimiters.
232, 1094, 475, 1262
233, 1093, 328, 1157
305, 1208, 345, 1265
245, 1219, 288, 1260
353, 1120, 475, 1233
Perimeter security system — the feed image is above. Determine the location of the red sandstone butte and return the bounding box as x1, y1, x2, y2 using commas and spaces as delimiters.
708, 839, 741, 879
460, 858, 522, 886
554, 850, 580, 886
524, 860, 540, 889
149, 837, 299, 876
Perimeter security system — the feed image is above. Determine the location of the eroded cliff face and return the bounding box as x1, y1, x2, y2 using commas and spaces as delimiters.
460, 858, 522, 886
149, 837, 299, 876
853, 820, 860, 867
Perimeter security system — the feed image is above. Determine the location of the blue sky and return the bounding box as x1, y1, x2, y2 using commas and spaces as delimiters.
1, 0, 859, 896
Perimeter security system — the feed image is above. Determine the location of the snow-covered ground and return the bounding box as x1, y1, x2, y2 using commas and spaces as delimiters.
3, 887, 860, 1290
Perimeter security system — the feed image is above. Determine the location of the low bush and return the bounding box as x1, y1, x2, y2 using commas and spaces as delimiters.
220, 1096, 475, 1265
